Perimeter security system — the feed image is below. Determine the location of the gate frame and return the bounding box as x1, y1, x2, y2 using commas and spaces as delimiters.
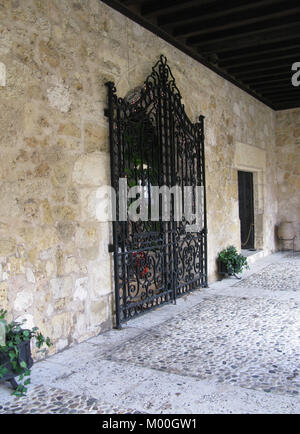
105, 55, 208, 328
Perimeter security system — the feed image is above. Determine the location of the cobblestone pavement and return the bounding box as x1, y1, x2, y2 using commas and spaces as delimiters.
0, 385, 144, 414
233, 256, 300, 291
0, 252, 300, 413
106, 295, 300, 396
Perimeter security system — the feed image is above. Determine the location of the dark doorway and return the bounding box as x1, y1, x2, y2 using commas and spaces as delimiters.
238, 171, 254, 250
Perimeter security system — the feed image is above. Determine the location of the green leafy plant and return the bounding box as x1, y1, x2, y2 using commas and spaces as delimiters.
218, 245, 249, 275
0, 309, 52, 397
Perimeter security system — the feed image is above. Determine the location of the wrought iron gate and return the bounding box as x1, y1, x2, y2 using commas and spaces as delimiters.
106, 56, 207, 328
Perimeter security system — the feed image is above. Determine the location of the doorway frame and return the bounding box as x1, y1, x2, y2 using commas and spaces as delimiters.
234, 142, 266, 251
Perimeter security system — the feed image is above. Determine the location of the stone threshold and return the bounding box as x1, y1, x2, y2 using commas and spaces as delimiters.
241, 249, 266, 265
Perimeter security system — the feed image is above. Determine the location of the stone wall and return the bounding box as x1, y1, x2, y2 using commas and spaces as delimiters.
0, 0, 279, 355
276, 109, 300, 250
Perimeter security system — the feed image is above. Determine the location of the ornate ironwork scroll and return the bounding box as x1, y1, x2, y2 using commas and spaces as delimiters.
106, 55, 207, 328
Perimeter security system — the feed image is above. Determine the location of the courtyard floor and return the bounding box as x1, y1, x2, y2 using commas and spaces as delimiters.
0, 252, 300, 414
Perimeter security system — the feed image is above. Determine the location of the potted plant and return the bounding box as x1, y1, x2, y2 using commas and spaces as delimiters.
0, 309, 52, 396
218, 245, 249, 279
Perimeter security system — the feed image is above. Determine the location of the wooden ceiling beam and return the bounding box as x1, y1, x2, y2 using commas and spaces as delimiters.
188, 13, 300, 46
101, 0, 300, 109
237, 69, 290, 81
141, 0, 213, 18
253, 82, 294, 93
274, 101, 300, 110
195, 23, 300, 53
220, 47, 300, 69
244, 74, 289, 86
157, 0, 281, 27
227, 57, 297, 74
174, 3, 300, 38
271, 96, 300, 103
262, 89, 300, 98
218, 39, 300, 64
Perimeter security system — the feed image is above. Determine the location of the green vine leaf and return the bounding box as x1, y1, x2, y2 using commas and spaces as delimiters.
0, 310, 52, 396
218, 245, 249, 274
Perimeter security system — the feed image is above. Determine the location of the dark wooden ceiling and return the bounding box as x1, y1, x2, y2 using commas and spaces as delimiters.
101, 0, 300, 110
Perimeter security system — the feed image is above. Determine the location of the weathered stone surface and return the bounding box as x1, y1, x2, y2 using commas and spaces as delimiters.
34, 161, 50, 177
39, 40, 60, 68
276, 109, 300, 250
50, 277, 71, 300
14, 289, 33, 311
42, 199, 54, 225
9, 256, 26, 275
20, 226, 59, 251
26, 267, 36, 283
75, 225, 98, 248
64, 256, 80, 274
15, 313, 35, 330
0, 62, 6, 86
0, 282, 8, 310
53, 205, 76, 222
47, 78, 71, 113
23, 199, 39, 219
58, 122, 81, 138
51, 312, 73, 339
88, 297, 108, 327
55, 247, 64, 276
74, 277, 88, 301
0, 238, 16, 256
72, 153, 110, 186
88, 259, 112, 299
56, 222, 75, 242
56, 338, 69, 352
84, 122, 108, 153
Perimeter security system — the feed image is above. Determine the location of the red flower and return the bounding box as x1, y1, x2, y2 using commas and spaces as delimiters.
133, 251, 149, 278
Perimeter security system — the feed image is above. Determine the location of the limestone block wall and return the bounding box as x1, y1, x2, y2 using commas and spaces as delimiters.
0, 0, 278, 355
276, 109, 300, 250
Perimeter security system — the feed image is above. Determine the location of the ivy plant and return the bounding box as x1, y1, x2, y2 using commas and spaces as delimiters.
0, 309, 52, 397
218, 245, 249, 275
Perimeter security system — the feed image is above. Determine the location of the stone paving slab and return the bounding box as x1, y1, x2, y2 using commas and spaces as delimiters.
105, 295, 300, 396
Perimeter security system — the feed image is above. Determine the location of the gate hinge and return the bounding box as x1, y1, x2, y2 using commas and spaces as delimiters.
104, 108, 109, 118
108, 244, 114, 253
